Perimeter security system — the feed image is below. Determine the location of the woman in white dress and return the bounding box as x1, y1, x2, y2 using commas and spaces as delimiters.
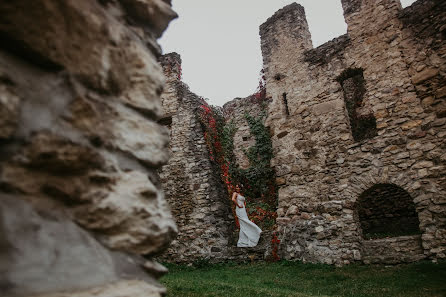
231, 185, 262, 247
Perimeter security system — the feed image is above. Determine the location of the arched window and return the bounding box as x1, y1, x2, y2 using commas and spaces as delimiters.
357, 184, 420, 239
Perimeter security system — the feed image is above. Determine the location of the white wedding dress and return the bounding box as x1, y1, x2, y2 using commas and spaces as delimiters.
236, 194, 262, 247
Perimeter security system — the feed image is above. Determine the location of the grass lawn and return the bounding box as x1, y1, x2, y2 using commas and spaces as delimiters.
161, 260, 446, 297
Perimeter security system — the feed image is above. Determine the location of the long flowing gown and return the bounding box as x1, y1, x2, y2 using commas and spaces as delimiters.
236, 194, 262, 247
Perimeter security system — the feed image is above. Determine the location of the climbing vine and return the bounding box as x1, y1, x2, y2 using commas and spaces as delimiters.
198, 102, 225, 164
242, 112, 274, 198
197, 70, 279, 259
197, 100, 240, 227
197, 98, 277, 231
237, 112, 277, 229
271, 232, 281, 261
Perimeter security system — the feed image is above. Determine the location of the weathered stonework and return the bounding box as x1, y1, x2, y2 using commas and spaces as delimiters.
261, 0, 446, 265
95, 0, 446, 267
361, 235, 425, 264
0, 0, 177, 296
158, 55, 276, 263
158, 53, 234, 263
223, 96, 267, 169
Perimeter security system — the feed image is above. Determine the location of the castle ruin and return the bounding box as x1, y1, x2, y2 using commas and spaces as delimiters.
0, 1, 443, 296
160, 0, 446, 265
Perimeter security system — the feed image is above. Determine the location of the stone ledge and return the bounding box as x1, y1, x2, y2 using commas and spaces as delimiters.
362, 234, 426, 264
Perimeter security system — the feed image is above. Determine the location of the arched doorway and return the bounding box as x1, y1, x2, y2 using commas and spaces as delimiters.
357, 183, 425, 264
357, 183, 420, 239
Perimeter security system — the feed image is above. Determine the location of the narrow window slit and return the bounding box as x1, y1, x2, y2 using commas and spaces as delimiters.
282, 93, 290, 116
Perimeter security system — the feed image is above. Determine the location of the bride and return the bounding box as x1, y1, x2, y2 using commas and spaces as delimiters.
231, 185, 262, 247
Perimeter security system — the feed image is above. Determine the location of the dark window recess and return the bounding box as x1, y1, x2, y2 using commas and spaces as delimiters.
158, 116, 172, 127
242, 136, 248, 141
337, 68, 377, 142
357, 184, 421, 240
282, 93, 290, 116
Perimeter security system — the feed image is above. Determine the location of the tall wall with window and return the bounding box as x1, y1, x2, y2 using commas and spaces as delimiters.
158, 53, 233, 263
261, 0, 446, 264
158, 55, 276, 263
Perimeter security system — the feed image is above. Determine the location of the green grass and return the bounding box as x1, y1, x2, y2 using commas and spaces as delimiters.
161, 260, 446, 297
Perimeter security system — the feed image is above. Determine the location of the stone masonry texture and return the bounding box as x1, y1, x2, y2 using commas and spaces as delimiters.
160, 0, 445, 266
158, 54, 275, 263
223, 96, 269, 170
0, 0, 178, 296
261, 0, 446, 265
158, 53, 234, 263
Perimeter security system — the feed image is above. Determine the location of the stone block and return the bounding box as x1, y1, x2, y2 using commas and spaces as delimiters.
411, 68, 439, 85
312, 99, 344, 115
401, 120, 422, 130
436, 86, 446, 99
69, 96, 169, 167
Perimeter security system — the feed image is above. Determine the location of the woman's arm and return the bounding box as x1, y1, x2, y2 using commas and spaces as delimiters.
231, 192, 237, 203
231, 192, 243, 208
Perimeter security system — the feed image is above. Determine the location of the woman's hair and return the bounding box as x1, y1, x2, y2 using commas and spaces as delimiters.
230, 184, 240, 195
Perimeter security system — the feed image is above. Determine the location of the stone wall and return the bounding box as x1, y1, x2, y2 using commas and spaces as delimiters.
261, 0, 446, 265
156, 0, 445, 266
223, 96, 267, 169
158, 55, 277, 263
362, 235, 425, 264
158, 53, 234, 263
0, 0, 178, 296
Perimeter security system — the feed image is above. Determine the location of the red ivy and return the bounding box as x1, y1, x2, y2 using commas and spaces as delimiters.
271, 232, 281, 262
198, 100, 239, 228
253, 69, 266, 101
197, 83, 277, 232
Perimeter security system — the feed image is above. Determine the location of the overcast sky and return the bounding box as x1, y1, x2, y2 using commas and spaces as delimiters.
160, 0, 417, 106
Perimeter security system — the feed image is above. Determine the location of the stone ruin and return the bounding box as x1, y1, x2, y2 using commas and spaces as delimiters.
160, 0, 446, 265
157, 53, 234, 262
0, 0, 445, 295
263, 0, 446, 265
0, 0, 178, 296
157, 54, 273, 263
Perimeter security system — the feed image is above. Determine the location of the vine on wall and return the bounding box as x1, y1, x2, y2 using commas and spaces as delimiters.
197, 100, 240, 227
197, 99, 277, 231
196, 71, 279, 260
254, 69, 266, 100
239, 112, 277, 230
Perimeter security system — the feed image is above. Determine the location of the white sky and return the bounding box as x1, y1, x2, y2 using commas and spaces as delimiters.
160, 0, 417, 106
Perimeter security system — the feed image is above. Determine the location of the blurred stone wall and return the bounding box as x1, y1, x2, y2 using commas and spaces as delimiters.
0, 0, 178, 296
260, 0, 446, 265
